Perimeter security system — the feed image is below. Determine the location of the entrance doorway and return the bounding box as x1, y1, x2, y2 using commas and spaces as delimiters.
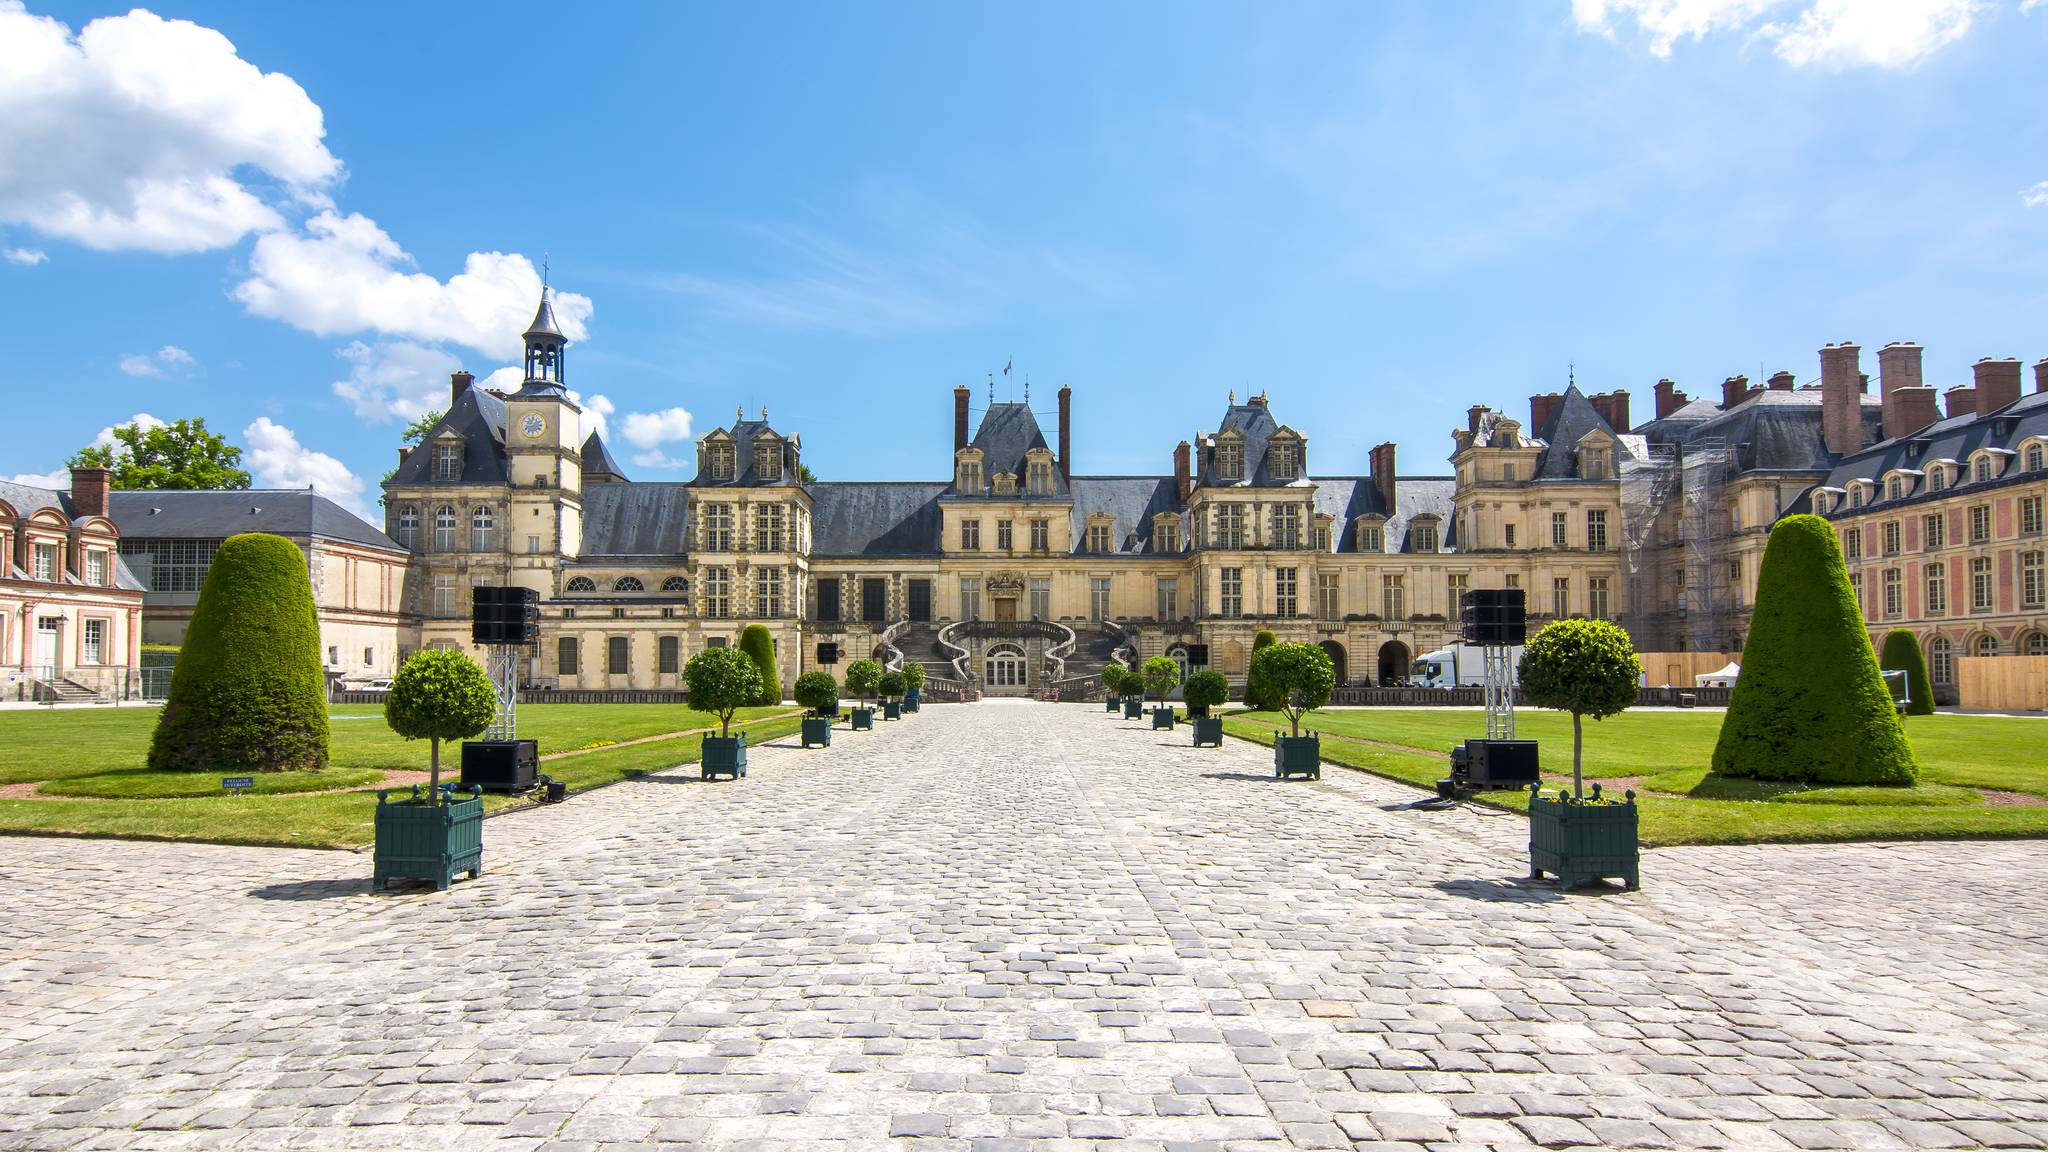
993, 598, 1017, 622
908, 579, 932, 622
33, 618, 59, 673
1319, 640, 1347, 686
861, 578, 887, 623
1376, 639, 1410, 686
984, 643, 1028, 693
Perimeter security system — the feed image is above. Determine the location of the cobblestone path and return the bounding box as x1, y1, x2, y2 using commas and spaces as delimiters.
2, 700, 2046, 1150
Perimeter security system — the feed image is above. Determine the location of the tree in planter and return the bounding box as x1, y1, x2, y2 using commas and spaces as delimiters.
1250, 642, 1336, 736
738, 624, 782, 706
383, 649, 498, 805
149, 532, 329, 772
1245, 629, 1279, 709
1102, 660, 1129, 699
1713, 515, 1917, 785
901, 661, 926, 696
844, 658, 883, 707
1182, 669, 1229, 717
1142, 656, 1181, 706
1518, 619, 1642, 798
793, 670, 840, 716
685, 646, 761, 738
1879, 628, 1935, 716
879, 670, 907, 700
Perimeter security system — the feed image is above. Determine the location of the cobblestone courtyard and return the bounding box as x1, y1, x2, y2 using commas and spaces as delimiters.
2, 701, 2046, 1151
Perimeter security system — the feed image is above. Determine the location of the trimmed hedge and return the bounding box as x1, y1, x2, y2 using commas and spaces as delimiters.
685, 647, 760, 736
1182, 669, 1229, 711
1712, 515, 1917, 784
1245, 629, 1279, 709
793, 670, 839, 715
738, 624, 782, 706
1519, 618, 1641, 797
1879, 629, 1935, 716
148, 532, 329, 772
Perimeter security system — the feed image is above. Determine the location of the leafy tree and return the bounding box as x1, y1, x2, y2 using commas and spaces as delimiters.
798, 464, 818, 484
844, 658, 883, 706
738, 624, 782, 705
1712, 515, 1917, 785
901, 661, 925, 694
1249, 642, 1335, 737
70, 417, 251, 490
1245, 629, 1279, 709
1182, 669, 1229, 714
879, 670, 907, 700
1102, 660, 1128, 698
684, 647, 760, 737
1879, 629, 1935, 716
1518, 618, 1642, 798
383, 649, 497, 806
148, 533, 327, 772
793, 670, 840, 715
1142, 655, 1181, 703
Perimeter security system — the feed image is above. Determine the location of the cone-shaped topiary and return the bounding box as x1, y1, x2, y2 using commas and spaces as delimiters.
738, 624, 782, 705
148, 532, 329, 772
1879, 628, 1935, 716
1712, 515, 1917, 784
1245, 630, 1279, 709
384, 649, 497, 805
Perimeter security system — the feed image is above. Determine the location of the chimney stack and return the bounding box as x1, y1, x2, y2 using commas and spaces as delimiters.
68, 466, 111, 519
953, 386, 971, 452
1877, 343, 1923, 440
1593, 389, 1630, 432
1972, 358, 2022, 416
1943, 385, 1976, 420
1173, 441, 1192, 504
1528, 392, 1560, 433
450, 370, 474, 406
1768, 371, 1796, 391
1369, 442, 1397, 513
1467, 404, 1487, 435
1820, 342, 1866, 457
1057, 385, 1072, 481
1892, 387, 1939, 436
1654, 378, 1687, 419
1720, 375, 1754, 410
2035, 357, 2048, 395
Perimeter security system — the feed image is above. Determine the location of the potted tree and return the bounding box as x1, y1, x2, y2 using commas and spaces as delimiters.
794, 670, 839, 748
1252, 642, 1335, 779
686, 646, 760, 780
1103, 660, 1127, 712
1518, 618, 1643, 890
844, 659, 881, 729
376, 649, 496, 891
902, 661, 925, 712
1119, 667, 1144, 719
1143, 656, 1180, 729
1184, 669, 1228, 747
879, 670, 907, 719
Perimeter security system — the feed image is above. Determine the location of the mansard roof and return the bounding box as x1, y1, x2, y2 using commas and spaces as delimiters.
580, 482, 689, 556
107, 489, 403, 553
959, 402, 1066, 495
808, 482, 949, 556
0, 478, 71, 520
1202, 397, 1302, 487
387, 387, 509, 485
1821, 388, 2048, 497
1531, 385, 1618, 480
695, 417, 796, 487
1069, 477, 1182, 554
1675, 389, 1880, 474
1310, 477, 1459, 553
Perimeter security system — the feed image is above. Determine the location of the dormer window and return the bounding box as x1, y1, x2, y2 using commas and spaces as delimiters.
1215, 434, 1244, 482
1267, 437, 1301, 481
705, 440, 736, 482
2025, 442, 2044, 472
1152, 514, 1180, 553
1027, 458, 1052, 495
1410, 517, 1440, 553
992, 472, 1018, 497
753, 438, 780, 481
1086, 514, 1115, 553
1582, 450, 1606, 481
1356, 517, 1385, 552
956, 450, 984, 495
1886, 476, 1902, 500
432, 442, 462, 481
1850, 484, 1864, 508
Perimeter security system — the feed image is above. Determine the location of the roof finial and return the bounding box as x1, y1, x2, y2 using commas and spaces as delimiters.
987, 372, 994, 407
1024, 374, 1030, 404
541, 250, 550, 292
737, 404, 744, 423
1569, 362, 1575, 390
760, 404, 768, 421
1229, 388, 1235, 404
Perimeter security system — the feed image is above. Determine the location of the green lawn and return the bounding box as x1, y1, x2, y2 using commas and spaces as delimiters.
0, 705, 804, 849
1222, 708, 2048, 847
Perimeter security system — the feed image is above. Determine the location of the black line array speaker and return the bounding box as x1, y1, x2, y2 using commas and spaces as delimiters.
1459, 588, 1528, 646
816, 642, 840, 665
1459, 738, 1539, 788
459, 739, 538, 793
471, 586, 540, 646
1186, 644, 1210, 667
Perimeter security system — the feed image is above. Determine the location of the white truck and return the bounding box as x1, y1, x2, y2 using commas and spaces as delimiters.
1410, 643, 1524, 689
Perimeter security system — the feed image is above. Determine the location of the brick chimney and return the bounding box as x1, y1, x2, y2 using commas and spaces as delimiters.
1467, 404, 1487, 435
1720, 375, 1754, 410
450, 370, 473, 406
1528, 392, 1560, 433
1943, 385, 1976, 420
1892, 387, 1939, 436
1173, 441, 1192, 504
1654, 378, 1687, 419
1768, 371, 1797, 391
1877, 343, 1923, 441
2036, 357, 2048, 395
1820, 342, 1865, 457
1369, 442, 1397, 513
953, 386, 971, 452
1057, 385, 1072, 481
68, 466, 111, 518
1591, 390, 1629, 432
1972, 358, 2022, 416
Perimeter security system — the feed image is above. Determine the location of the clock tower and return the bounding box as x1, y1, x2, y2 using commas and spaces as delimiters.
503, 289, 585, 567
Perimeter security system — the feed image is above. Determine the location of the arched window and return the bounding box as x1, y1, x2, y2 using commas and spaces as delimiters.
1929, 466, 1947, 492
1886, 477, 1901, 500
661, 575, 688, 593
613, 576, 644, 592
433, 505, 456, 550
2024, 632, 2048, 656
2027, 443, 2044, 473
470, 506, 494, 551
565, 576, 597, 593
984, 643, 1028, 689
1975, 634, 1999, 657
1928, 636, 1953, 685
394, 506, 418, 549
1974, 456, 1992, 483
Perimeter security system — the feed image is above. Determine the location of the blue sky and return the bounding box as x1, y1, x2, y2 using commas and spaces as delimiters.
4, 0, 2046, 515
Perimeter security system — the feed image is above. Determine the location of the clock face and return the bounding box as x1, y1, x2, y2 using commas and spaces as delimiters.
520, 413, 546, 440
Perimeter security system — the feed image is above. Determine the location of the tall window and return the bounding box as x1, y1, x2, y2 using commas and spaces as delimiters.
1929, 636, 1953, 685
1215, 438, 1243, 481
1926, 562, 1948, 615
960, 519, 981, 550
85, 551, 106, 586
756, 567, 784, 617
704, 504, 734, 551
997, 520, 1013, 550
1552, 577, 1570, 618
957, 457, 982, 494
1552, 511, 1568, 548
1974, 456, 1992, 483
1151, 519, 1175, 553
1268, 440, 1300, 480
1882, 568, 1902, 618
1273, 505, 1302, 550
1412, 521, 1439, 553
659, 636, 680, 674
703, 567, 731, 618
395, 507, 418, 549
1027, 459, 1053, 494
1086, 522, 1112, 552
2023, 495, 2043, 536
432, 443, 461, 480
1447, 572, 1468, 610
1849, 571, 1864, 611
1219, 568, 1242, 618
557, 636, 579, 676
707, 442, 736, 480
608, 636, 630, 675
1312, 522, 1330, 551
1882, 521, 1900, 556
1970, 505, 1991, 543
1381, 573, 1405, 620
433, 574, 455, 617
433, 505, 456, 551
1503, 523, 1517, 548
471, 506, 495, 552
755, 504, 786, 551
1586, 510, 1608, 552
2023, 550, 2045, 609
1214, 505, 1245, 549
1275, 567, 1298, 618
1844, 528, 1862, 560
754, 441, 780, 480
1971, 556, 1993, 611
82, 618, 105, 665
2027, 443, 2044, 472
1156, 578, 1178, 621
1589, 576, 1610, 620
1090, 577, 1111, 621
1887, 476, 1902, 501
1358, 521, 1383, 552
1031, 578, 1051, 620
1924, 513, 1945, 550
1032, 519, 1051, 551
1317, 572, 1340, 620
960, 578, 981, 620
1930, 466, 1948, 492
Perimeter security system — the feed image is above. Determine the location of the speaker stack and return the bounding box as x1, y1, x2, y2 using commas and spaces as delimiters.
471, 586, 540, 646
1186, 644, 1210, 667
816, 641, 840, 666
1459, 588, 1527, 646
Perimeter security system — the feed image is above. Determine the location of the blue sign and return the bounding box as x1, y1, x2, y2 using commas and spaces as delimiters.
222, 776, 254, 794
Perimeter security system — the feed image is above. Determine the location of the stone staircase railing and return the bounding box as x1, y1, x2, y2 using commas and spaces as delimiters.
879, 619, 909, 673
1103, 618, 1136, 669
1043, 619, 1076, 684
936, 619, 973, 683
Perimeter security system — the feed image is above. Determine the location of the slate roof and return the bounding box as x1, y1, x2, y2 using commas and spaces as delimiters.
1531, 386, 1621, 479
1819, 387, 2048, 499
808, 482, 948, 556
0, 478, 70, 518
579, 483, 688, 556
580, 432, 629, 483
1201, 400, 1305, 487
1306, 477, 1459, 553
524, 294, 564, 340
959, 403, 1066, 495
1069, 477, 1182, 554
387, 387, 509, 486
695, 418, 796, 487
107, 490, 404, 553
1669, 389, 1880, 474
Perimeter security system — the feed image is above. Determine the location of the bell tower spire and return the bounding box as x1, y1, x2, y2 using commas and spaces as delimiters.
521, 288, 567, 392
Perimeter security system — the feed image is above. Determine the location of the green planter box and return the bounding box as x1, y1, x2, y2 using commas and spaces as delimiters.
1192, 716, 1224, 747
850, 707, 874, 730
1151, 706, 1175, 730
701, 733, 748, 780
1105, 696, 1121, 712
373, 786, 484, 892
903, 691, 920, 713
883, 700, 902, 720
1528, 784, 1640, 890
1274, 734, 1321, 779
801, 715, 833, 748
1123, 698, 1143, 719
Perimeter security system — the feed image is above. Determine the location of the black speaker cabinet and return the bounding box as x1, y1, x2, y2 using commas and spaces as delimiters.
1461, 739, 1540, 788
816, 641, 840, 665
1186, 644, 1210, 666
460, 739, 538, 793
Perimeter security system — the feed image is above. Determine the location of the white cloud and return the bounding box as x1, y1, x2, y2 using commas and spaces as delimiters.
330, 340, 461, 422
620, 406, 694, 469
571, 391, 614, 442
234, 210, 593, 359
2023, 180, 2048, 208
117, 345, 196, 377
90, 412, 167, 450
4, 246, 46, 265
157, 344, 194, 366
117, 354, 159, 377
0, 1, 338, 253
1572, 0, 1987, 67
241, 416, 366, 515
8, 468, 71, 489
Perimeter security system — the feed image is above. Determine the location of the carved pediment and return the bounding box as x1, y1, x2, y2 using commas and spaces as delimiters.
985, 570, 1028, 595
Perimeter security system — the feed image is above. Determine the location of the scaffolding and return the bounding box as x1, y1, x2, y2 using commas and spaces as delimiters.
1619, 444, 1679, 650
1680, 439, 1734, 652
1619, 437, 1734, 653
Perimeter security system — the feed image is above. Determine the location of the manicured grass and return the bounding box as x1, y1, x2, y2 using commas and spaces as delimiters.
41, 766, 385, 799
1224, 708, 2048, 847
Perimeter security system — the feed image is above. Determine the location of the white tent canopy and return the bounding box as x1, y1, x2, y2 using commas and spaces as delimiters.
1696, 661, 1741, 687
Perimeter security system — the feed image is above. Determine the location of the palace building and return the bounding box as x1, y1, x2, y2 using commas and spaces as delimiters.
377, 292, 2048, 701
